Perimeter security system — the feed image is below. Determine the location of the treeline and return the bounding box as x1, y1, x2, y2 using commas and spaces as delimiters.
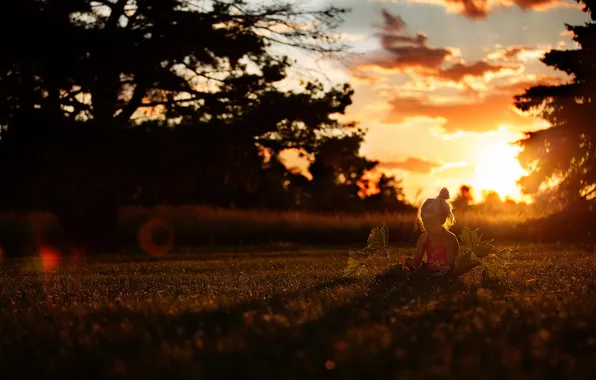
0, 118, 414, 214
451, 185, 531, 215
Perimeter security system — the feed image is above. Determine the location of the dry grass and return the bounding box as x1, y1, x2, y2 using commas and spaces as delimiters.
0, 204, 541, 257
2, 244, 596, 379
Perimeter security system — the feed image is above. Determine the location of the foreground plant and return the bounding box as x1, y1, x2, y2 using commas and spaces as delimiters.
343, 223, 390, 278
343, 225, 512, 279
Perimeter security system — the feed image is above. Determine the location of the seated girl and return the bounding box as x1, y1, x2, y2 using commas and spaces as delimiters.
405, 187, 459, 274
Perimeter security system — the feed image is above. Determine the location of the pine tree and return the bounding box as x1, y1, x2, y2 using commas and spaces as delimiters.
514, 0, 596, 205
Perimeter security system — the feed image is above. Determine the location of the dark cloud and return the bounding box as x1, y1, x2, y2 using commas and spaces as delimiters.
383, 45, 453, 70
351, 10, 452, 72
352, 10, 515, 80
379, 9, 407, 33
435, 60, 517, 81
378, 157, 441, 173
380, 32, 428, 48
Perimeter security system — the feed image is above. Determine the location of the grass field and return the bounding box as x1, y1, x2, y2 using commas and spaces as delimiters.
3, 244, 596, 379
0, 204, 544, 257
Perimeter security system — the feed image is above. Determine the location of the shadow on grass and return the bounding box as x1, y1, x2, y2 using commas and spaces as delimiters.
193, 275, 467, 379
1, 273, 530, 380
132, 277, 467, 378
0, 275, 360, 379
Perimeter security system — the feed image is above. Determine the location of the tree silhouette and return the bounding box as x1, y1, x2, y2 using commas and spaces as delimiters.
452, 185, 473, 211
364, 174, 412, 213
304, 130, 378, 212
0, 0, 360, 249
514, 0, 596, 206
482, 191, 503, 211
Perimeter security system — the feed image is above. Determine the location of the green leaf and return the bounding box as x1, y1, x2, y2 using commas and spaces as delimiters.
455, 251, 472, 269
355, 264, 369, 277
471, 228, 482, 248
352, 248, 372, 257
460, 226, 473, 248
344, 224, 394, 279
343, 256, 362, 278
453, 249, 481, 276
367, 223, 389, 251
475, 241, 494, 258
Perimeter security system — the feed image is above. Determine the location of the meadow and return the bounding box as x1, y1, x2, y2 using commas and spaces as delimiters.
0, 203, 545, 258
3, 244, 596, 379
2, 205, 594, 379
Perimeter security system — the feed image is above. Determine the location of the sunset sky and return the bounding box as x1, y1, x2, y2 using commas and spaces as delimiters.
278, 0, 590, 204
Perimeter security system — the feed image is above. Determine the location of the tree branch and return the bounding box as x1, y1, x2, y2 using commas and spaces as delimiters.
104, 0, 128, 31
182, 62, 226, 83
115, 83, 147, 123
129, 96, 202, 109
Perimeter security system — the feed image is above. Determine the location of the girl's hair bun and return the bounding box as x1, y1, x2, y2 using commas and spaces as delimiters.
438, 187, 450, 200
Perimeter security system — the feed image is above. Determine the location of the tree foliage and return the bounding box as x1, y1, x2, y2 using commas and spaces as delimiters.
514, 0, 596, 205
452, 185, 473, 211
0, 1, 415, 248
343, 223, 390, 278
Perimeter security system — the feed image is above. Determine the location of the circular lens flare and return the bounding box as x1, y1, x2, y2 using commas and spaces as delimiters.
40, 247, 61, 272
137, 218, 174, 257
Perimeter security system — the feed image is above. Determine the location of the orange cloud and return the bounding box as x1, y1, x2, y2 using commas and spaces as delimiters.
407, 0, 575, 19
434, 60, 519, 81
494, 74, 563, 94
349, 69, 378, 84
487, 45, 549, 62
503, 0, 570, 11
444, 0, 491, 18
378, 157, 441, 173
433, 162, 476, 179
384, 93, 535, 132
488, 45, 534, 61
351, 10, 567, 135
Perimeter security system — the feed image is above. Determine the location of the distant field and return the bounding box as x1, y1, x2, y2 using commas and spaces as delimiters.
2, 244, 596, 379
0, 205, 541, 257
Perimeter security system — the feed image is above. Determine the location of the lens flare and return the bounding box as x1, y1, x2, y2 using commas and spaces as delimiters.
137, 218, 175, 257
40, 247, 61, 272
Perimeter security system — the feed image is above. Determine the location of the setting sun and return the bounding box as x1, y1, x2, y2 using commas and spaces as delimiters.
473, 137, 527, 202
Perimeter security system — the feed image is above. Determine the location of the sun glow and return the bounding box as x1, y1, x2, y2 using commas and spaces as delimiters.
473, 137, 528, 202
